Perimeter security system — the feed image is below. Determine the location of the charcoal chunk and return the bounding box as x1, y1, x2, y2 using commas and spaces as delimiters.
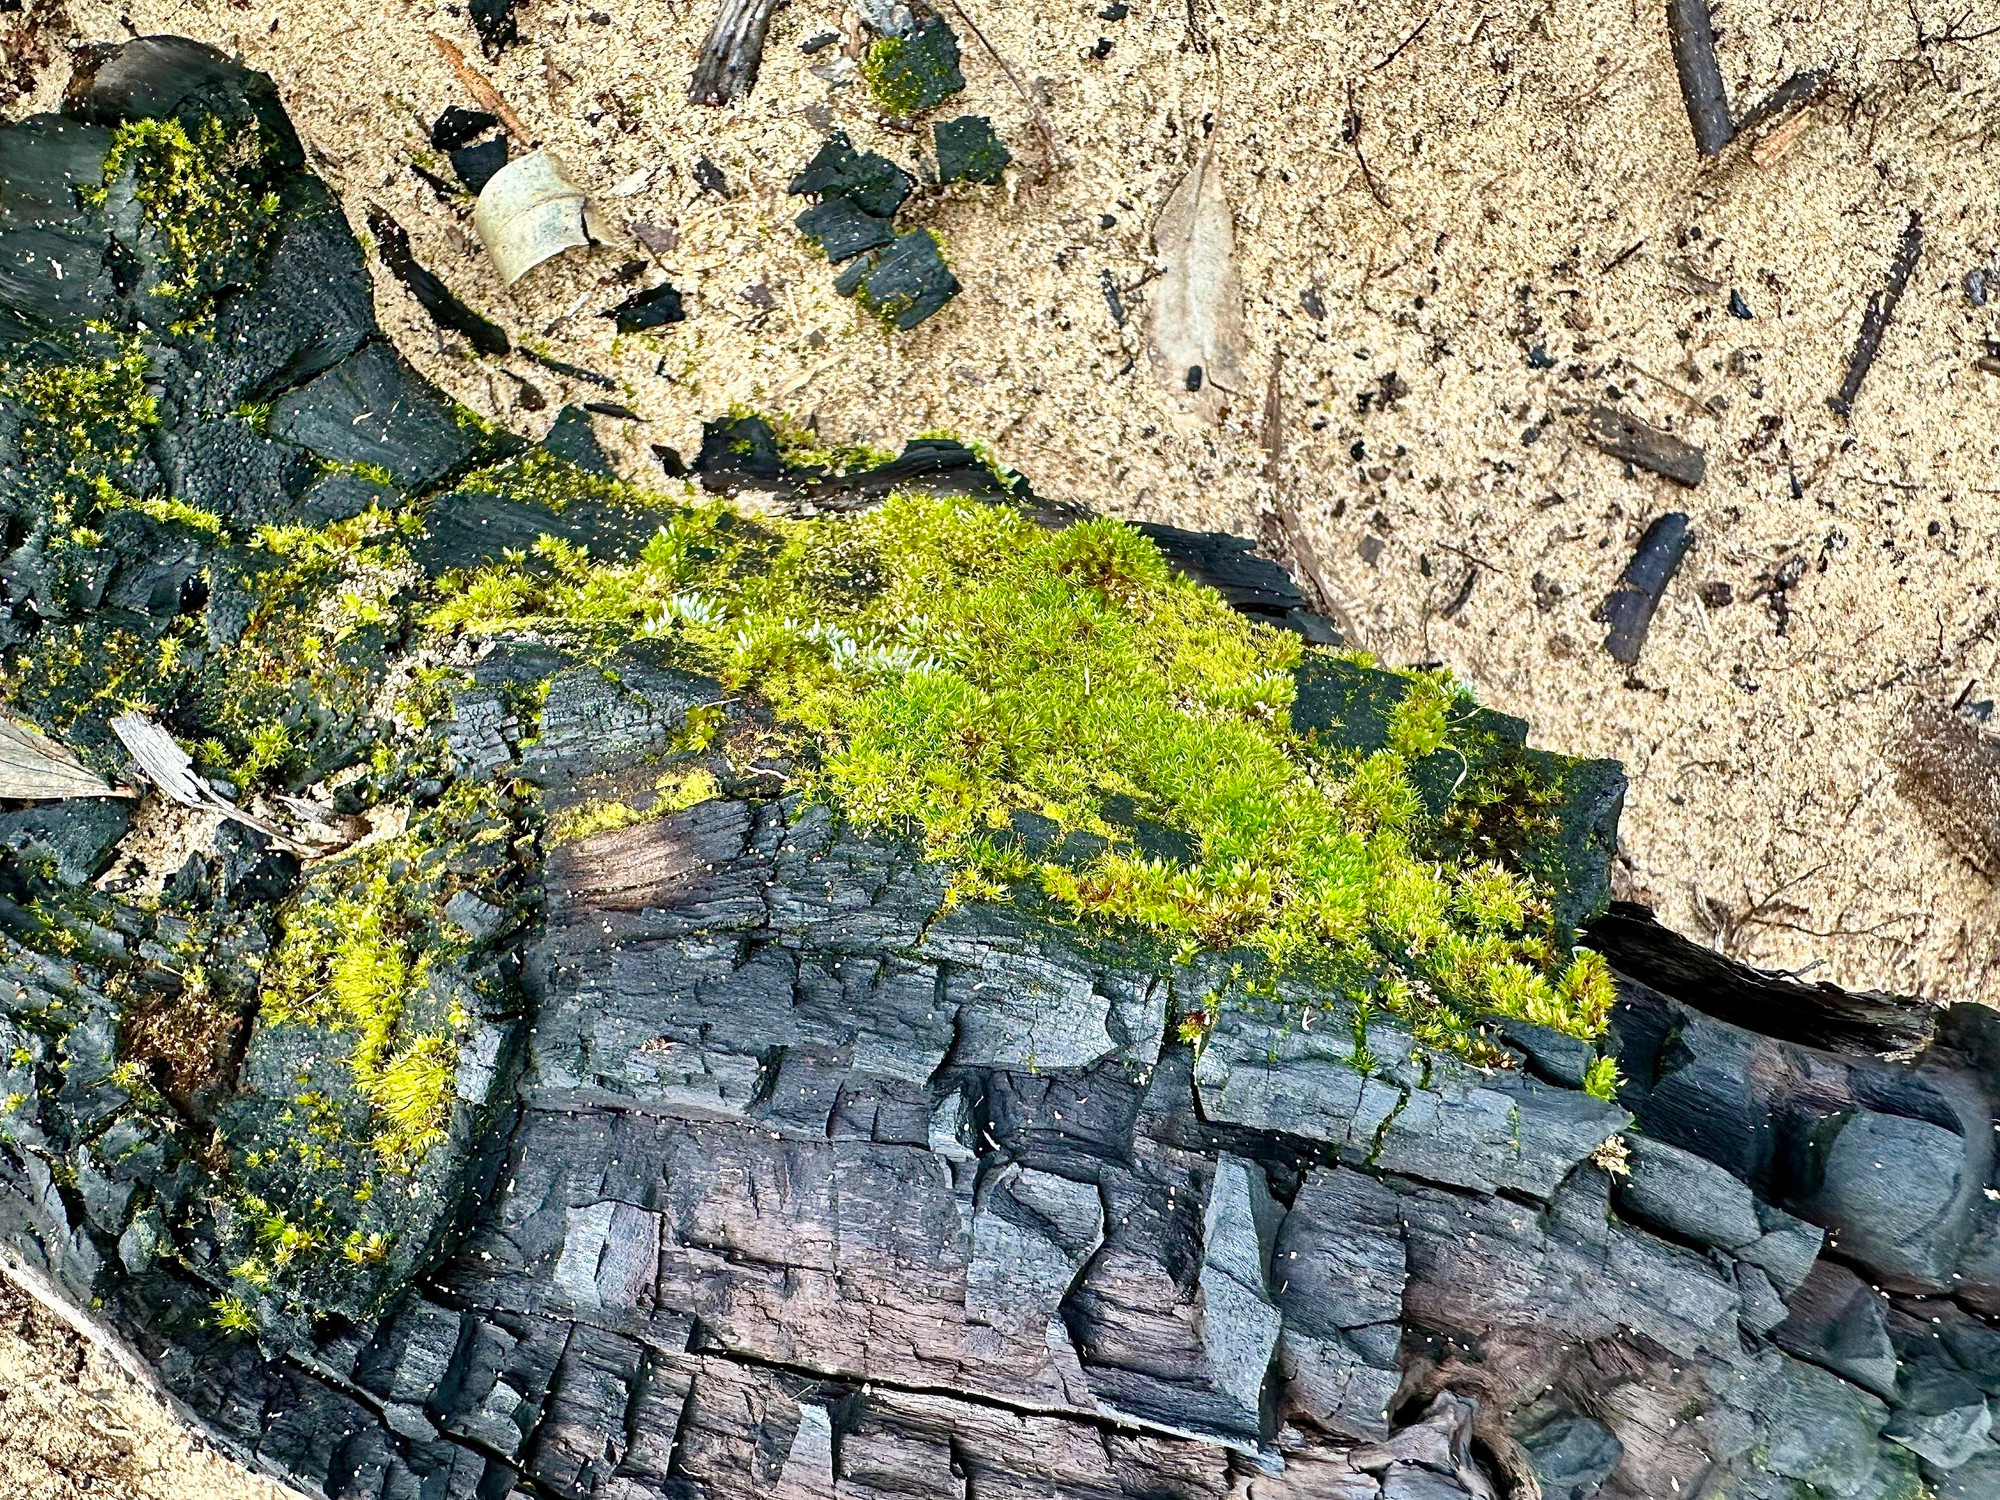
270, 341, 480, 490
449, 137, 509, 195
795, 197, 896, 263
837, 230, 960, 329
933, 114, 1011, 185
603, 281, 686, 333
865, 17, 965, 115
431, 106, 500, 151
788, 131, 914, 218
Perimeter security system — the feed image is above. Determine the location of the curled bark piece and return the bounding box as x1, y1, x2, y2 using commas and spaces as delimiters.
1665, 0, 1735, 156
0, 716, 128, 801
364, 205, 510, 356
108, 712, 292, 847
1583, 405, 1706, 487
1595, 511, 1690, 666
690, 0, 781, 106
1829, 212, 1922, 418
472, 151, 591, 284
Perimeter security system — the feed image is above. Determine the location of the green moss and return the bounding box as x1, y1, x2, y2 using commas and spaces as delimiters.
4, 339, 160, 529
1583, 1053, 1622, 1102
258, 786, 501, 1168
427, 489, 1617, 1055
860, 21, 965, 116
92, 115, 281, 333
211, 1292, 260, 1333
546, 766, 722, 845
734, 405, 897, 475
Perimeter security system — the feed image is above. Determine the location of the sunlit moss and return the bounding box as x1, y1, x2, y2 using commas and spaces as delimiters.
545, 765, 722, 845
92, 115, 281, 332
258, 787, 501, 1168
427, 489, 1614, 1052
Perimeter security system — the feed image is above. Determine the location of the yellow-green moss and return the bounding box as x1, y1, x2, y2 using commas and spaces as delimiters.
4, 339, 159, 528
258, 786, 496, 1167
426, 490, 1615, 1054
93, 115, 280, 332
545, 766, 722, 845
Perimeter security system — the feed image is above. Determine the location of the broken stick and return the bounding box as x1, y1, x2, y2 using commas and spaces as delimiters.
1664, 0, 1734, 156
690, 0, 781, 106
1596, 512, 1691, 666
430, 31, 531, 143
1829, 212, 1923, 418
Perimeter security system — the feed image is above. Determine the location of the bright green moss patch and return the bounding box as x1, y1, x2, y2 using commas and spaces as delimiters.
4, 338, 160, 527
428, 490, 1616, 1054
259, 788, 495, 1168
94, 115, 281, 331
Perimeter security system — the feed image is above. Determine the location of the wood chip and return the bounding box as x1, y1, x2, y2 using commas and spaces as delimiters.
109, 713, 294, 848
1582, 405, 1706, 488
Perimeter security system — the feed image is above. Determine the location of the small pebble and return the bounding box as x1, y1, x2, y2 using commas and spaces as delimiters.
1728, 288, 1752, 319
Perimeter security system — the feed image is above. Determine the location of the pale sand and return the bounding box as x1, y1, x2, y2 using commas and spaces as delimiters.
5, 0, 2000, 1484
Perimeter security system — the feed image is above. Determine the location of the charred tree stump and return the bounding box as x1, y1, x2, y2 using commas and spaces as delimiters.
3, 36, 2000, 1500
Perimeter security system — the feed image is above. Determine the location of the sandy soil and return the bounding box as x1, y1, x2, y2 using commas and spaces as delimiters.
3, 1, 2000, 1489
0, 1274, 296, 1500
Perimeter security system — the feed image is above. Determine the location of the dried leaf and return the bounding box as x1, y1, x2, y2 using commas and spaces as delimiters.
473, 150, 591, 284
1890, 697, 2000, 876
0, 716, 127, 802
109, 713, 293, 848
1147, 142, 1247, 423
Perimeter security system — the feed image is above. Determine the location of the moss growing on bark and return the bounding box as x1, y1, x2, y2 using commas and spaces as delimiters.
92, 114, 281, 332
426, 488, 1616, 1053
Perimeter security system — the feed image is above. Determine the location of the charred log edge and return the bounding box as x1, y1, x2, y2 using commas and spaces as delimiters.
689, 0, 783, 106
1664, 0, 1735, 156
1585, 900, 1939, 1056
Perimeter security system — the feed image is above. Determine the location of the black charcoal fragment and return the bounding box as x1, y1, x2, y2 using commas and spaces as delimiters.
362, 205, 509, 356
603, 282, 687, 333
795, 197, 895, 263
933, 114, 1010, 185
448, 137, 508, 194
788, 131, 913, 218
1596, 511, 1691, 665
431, 106, 499, 150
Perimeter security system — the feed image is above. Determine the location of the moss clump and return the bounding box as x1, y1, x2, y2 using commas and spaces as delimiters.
860, 20, 966, 117
428, 490, 1617, 1054
93, 115, 281, 332
259, 788, 495, 1168
4, 338, 160, 528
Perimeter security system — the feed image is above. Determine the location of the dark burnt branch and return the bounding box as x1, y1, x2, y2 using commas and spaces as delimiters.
1595, 511, 1690, 666
1829, 212, 1923, 417
1665, 0, 1736, 155
690, 0, 781, 106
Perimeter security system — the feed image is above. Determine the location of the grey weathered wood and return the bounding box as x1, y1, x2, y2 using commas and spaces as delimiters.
689, 0, 781, 106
